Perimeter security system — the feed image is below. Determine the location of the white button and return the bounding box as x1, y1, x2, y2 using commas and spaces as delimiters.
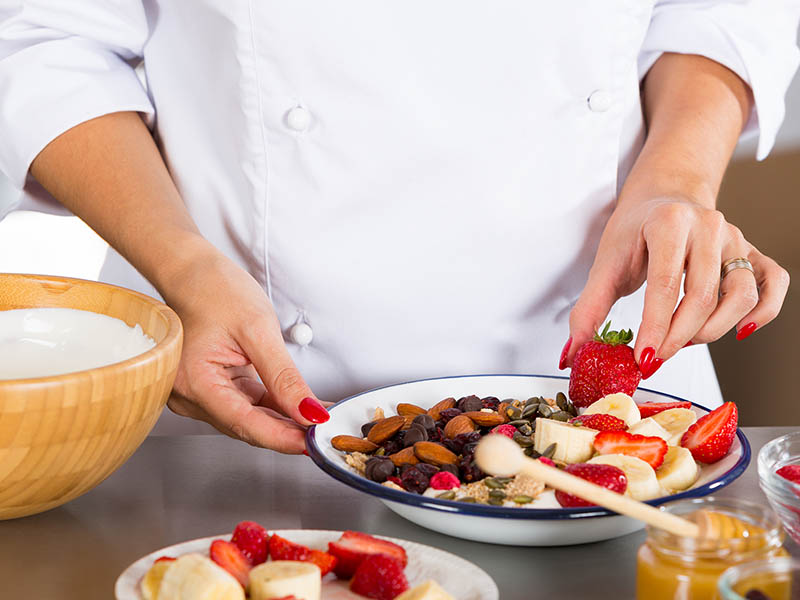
289, 322, 313, 346
587, 90, 612, 112
286, 106, 311, 132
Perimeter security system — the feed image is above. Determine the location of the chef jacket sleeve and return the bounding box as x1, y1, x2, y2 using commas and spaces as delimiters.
0, 1, 154, 200
639, 0, 800, 160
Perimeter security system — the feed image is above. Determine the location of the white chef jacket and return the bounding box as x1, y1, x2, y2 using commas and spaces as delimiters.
0, 1, 798, 435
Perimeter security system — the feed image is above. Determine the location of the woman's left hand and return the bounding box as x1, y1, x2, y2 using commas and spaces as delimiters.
562, 196, 790, 378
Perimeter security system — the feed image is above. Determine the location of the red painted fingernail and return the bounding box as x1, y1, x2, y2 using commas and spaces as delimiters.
736, 322, 757, 341
299, 397, 329, 424
639, 347, 655, 375
642, 358, 664, 380
302, 450, 310, 457
683, 341, 693, 348
559, 337, 572, 370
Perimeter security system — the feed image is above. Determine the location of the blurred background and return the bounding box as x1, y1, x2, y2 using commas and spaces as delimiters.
1, 68, 798, 427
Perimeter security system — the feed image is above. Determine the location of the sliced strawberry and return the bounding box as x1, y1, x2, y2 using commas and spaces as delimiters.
231, 520, 270, 565
777, 465, 800, 485
209, 539, 250, 588
308, 549, 338, 577
636, 401, 692, 419
269, 534, 311, 562
593, 430, 668, 469
350, 554, 409, 600
154, 556, 176, 563
569, 413, 628, 432
328, 531, 407, 579
555, 463, 627, 507
680, 402, 738, 464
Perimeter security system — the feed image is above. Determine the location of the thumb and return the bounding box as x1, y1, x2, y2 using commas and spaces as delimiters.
241, 324, 329, 426
565, 268, 619, 369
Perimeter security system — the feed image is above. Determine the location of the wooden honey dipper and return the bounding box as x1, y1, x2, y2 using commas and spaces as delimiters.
475, 435, 748, 539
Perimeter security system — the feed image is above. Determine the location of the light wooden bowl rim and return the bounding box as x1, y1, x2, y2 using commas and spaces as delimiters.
0, 273, 183, 390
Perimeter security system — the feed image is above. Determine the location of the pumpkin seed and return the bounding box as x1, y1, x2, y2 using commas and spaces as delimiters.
521, 403, 539, 419
436, 490, 456, 500
543, 442, 558, 458
508, 419, 530, 428
495, 476, 513, 484
375, 447, 386, 456
484, 477, 506, 489
524, 397, 541, 407
566, 398, 578, 417
524, 446, 535, 456
459, 496, 477, 503
513, 495, 534, 504
556, 391, 568, 411
489, 489, 507, 499
487, 497, 505, 506
550, 410, 571, 422
505, 406, 522, 420
538, 404, 553, 418
529, 449, 542, 458
517, 423, 533, 436
513, 432, 534, 447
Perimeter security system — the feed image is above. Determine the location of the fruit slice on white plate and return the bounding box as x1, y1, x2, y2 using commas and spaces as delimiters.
249, 561, 321, 600
588, 454, 662, 501
533, 418, 597, 463
651, 408, 697, 446
140, 559, 173, 600
628, 418, 671, 443
157, 554, 244, 600
396, 580, 455, 600
583, 393, 641, 427
656, 446, 698, 492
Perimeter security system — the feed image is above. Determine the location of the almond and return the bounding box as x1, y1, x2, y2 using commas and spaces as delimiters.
366, 415, 405, 444
397, 403, 426, 417
443, 414, 477, 439
427, 397, 456, 421
331, 435, 379, 454
497, 402, 511, 423
463, 410, 505, 427
414, 441, 458, 466
389, 446, 419, 467
400, 414, 416, 430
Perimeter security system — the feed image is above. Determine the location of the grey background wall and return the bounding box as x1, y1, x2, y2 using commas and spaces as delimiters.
1, 57, 798, 426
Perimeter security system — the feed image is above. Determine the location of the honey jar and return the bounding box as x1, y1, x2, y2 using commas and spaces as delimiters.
637, 497, 787, 600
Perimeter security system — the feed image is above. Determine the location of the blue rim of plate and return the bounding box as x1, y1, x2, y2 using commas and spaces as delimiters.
306, 374, 751, 520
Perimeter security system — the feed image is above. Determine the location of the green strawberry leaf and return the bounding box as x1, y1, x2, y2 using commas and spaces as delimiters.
593, 321, 634, 346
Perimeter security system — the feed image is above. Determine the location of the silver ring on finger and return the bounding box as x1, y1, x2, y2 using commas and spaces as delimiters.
720, 257, 754, 281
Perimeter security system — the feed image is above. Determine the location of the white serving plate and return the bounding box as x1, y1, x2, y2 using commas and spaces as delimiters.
116, 529, 497, 600
307, 374, 750, 546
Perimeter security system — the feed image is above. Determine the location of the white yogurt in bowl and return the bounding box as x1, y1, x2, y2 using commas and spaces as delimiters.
0, 308, 156, 379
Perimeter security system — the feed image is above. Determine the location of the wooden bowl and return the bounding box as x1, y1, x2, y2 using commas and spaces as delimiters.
0, 274, 182, 519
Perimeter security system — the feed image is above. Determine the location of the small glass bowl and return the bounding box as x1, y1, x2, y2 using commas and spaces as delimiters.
718, 556, 800, 599
758, 432, 800, 544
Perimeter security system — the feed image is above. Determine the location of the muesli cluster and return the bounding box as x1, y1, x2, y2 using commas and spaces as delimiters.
332, 393, 578, 507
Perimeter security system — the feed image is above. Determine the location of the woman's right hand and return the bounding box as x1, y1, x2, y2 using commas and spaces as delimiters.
162, 246, 328, 453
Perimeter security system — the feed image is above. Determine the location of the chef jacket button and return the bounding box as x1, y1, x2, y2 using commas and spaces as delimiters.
289, 322, 313, 346
587, 90, 612, 112
286, 106, 311, 132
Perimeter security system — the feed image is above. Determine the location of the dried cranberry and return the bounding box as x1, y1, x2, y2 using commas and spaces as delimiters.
458, 455, 485, 483
481, 396, 500, 410
400, 466, 431, 494
444, 431, 482, 455
456, 395, 482, 413
438, 408, 463, 423
439, 463, 459, 477
380, 439, 403, 456
415, 463, 439, 477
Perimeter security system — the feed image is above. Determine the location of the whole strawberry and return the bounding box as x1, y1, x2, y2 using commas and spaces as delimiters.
568, 322, 641, 408
231, 520, 270, 565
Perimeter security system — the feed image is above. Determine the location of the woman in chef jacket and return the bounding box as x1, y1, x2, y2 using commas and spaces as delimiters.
0, 2, 796, 453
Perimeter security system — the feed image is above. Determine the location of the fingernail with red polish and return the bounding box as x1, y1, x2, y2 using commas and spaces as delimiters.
683, 341, 694, 348
302, 450, 309, 457
736, 322, 757, 341
559, 337, 572, 370
642, 358, 664, 380
639, 347, 655, 375
299, 397, 330, 424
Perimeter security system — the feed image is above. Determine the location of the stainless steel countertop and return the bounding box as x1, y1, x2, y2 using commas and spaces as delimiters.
1, 426, 795, 599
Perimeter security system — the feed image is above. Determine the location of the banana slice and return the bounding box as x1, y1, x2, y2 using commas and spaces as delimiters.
249, 561, 321, 600
651, 408, 697, 446
588, 454, 661, 501
583, 393, 641, 427
656, 446, 699, 492
141, 560, 175, 600
533, 418, 597, 464
157, 553, 244, 600
628, 418, 671, 443
395, 580, 455, 600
